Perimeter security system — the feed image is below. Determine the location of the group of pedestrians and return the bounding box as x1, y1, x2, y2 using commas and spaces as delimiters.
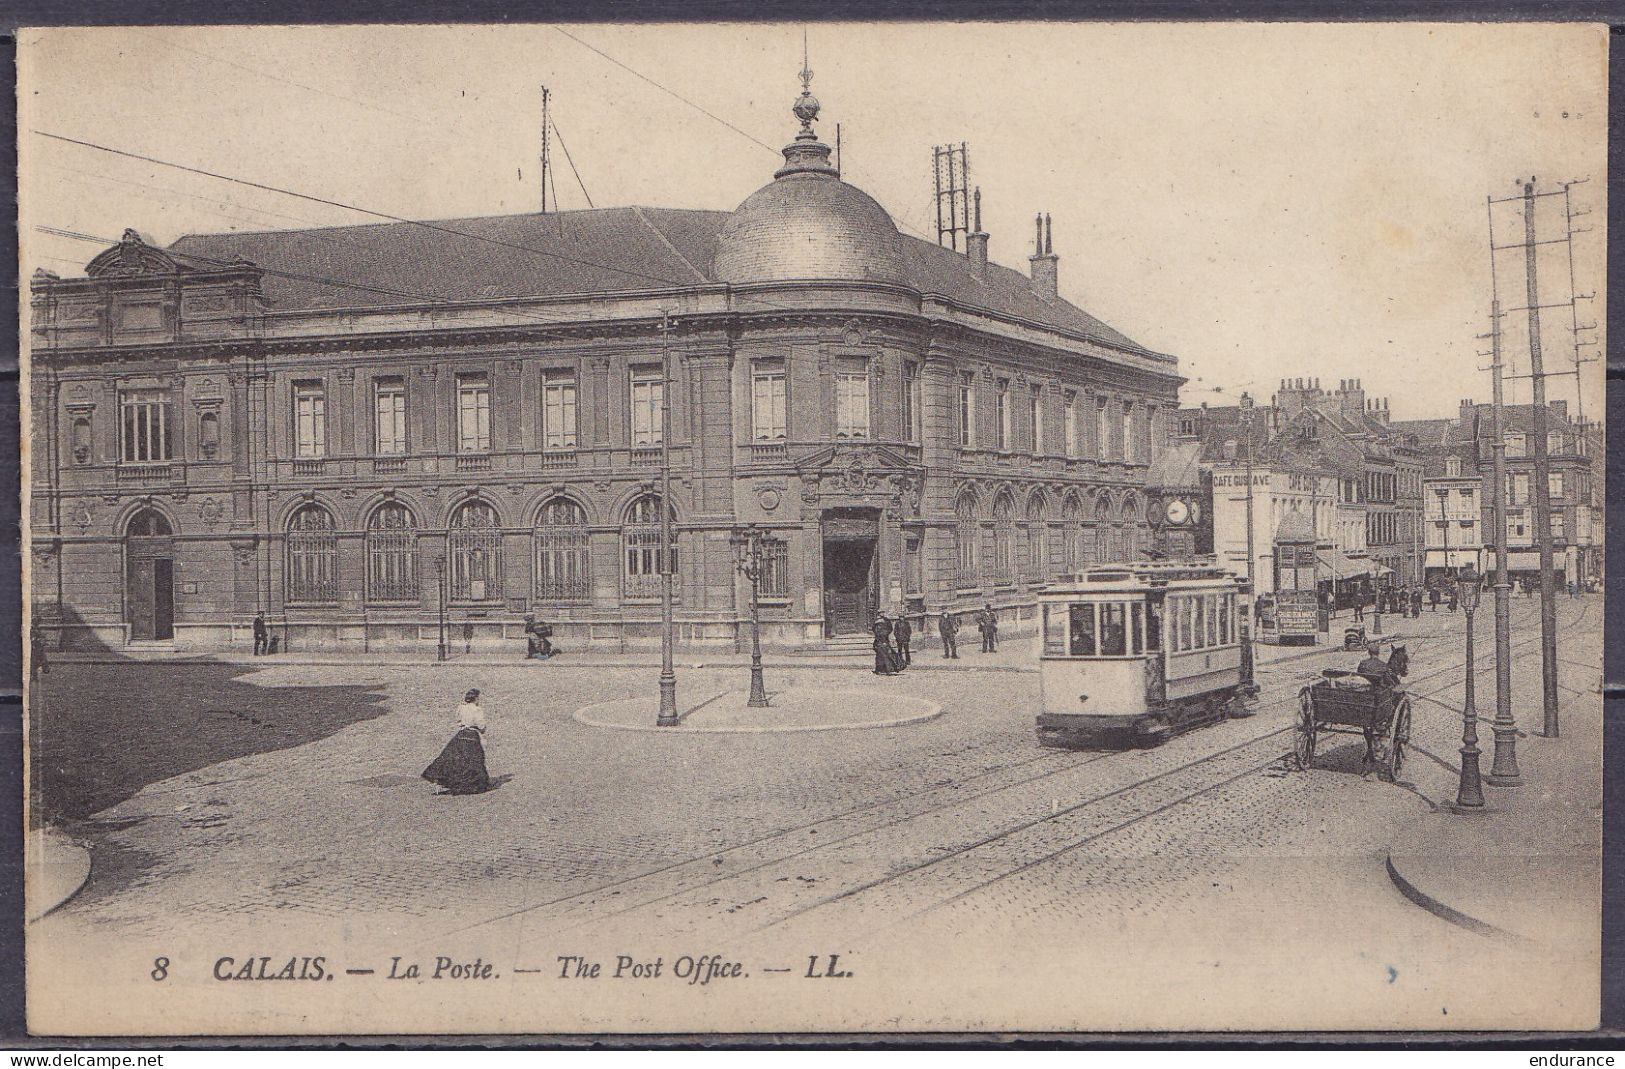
875, 604, 1001, 674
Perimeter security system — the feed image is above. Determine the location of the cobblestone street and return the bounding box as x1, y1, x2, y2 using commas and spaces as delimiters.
27, 596, 1601, 1033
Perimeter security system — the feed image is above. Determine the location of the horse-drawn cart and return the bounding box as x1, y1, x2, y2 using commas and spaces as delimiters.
1294, 670, 1412, 781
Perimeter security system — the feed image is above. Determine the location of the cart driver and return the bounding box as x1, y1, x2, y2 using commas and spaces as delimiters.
1355, 641, 1395, 689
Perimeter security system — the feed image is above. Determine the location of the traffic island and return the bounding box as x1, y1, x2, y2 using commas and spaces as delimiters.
574, 687, 943, 734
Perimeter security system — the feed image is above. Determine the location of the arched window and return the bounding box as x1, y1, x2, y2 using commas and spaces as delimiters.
623, 494, 678, 601
127, 508, 172, 538
1024, 493, 1047, 583
535, 497, 591, 602
449, 500, 502, 601
287, 504, 338, 603
1097, 493, 1118, 563
1122, 494, 1141, 561
1063, 493, 1084, 573
366, 502, 417, 602
954, 493, 980, 589
991, 492, 1016, 585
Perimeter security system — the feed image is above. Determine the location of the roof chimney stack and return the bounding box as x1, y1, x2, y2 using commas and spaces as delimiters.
965, 187, 989, 277
1028, 212, 1058, 299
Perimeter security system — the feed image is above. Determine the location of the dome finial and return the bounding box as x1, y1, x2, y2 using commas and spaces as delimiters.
792, 29, 820, 133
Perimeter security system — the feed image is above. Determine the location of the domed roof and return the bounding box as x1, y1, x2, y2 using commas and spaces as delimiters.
712, 64, 907, 287
713, 171, 906, 286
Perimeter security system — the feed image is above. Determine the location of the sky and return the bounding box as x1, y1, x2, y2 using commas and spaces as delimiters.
17, 22, 1608, 424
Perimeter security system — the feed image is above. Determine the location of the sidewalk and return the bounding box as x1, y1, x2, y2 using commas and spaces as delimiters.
49, 616, 1448, 673
1384, 629, 1602, 952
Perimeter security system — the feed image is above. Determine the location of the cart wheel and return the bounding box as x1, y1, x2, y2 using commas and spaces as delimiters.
1386, 696, 1412, 781
1293, 689, 1316, 771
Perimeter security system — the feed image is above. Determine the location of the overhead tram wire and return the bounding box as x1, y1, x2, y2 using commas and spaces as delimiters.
551, 27, 779, 155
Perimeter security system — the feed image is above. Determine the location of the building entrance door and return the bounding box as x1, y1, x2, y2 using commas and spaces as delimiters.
126, 508, 175, 642
822, 508, 880, 637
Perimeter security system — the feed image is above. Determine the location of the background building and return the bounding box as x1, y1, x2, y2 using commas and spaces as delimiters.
27, 81, 1182, 652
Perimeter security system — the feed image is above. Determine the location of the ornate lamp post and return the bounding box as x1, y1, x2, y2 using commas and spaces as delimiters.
656, 314, 680, 728
1455, 563, 1485, 809
730, 525, 779, 708
434, 555, 448, 662
1370, 564, 1383, 636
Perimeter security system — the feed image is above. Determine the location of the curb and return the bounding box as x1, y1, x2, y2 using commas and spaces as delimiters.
27, 826, 93, 923
51, 654, 1037, 674
573, 693, 945, 734
1383, 851, 1526, 946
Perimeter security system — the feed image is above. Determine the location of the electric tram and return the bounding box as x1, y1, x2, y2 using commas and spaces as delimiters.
1035, 560, 1257, 748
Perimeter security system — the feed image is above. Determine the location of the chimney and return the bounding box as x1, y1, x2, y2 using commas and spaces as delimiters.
1458, 398, 1476, 427
1240, 391, 1254, 410
1373, 397, 1390, 425
1337, 377, 1365, 420
1028, 212, 1058, 299
965, 187, 989, 277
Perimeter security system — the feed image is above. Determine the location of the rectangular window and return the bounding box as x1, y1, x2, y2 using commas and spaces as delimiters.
835, 362, 870, 440
902, 362, 920, 442
374, 377, 407, 455
1548, 432, 1563, 455
1030, 385, 1044, 454
1552, 513, 1566, 540
1096, 398, 1110, 460
995, 378, 1011, 451
1549, 472, 1564, 499
1509, 473, 1529, 506
760, 537, 790, 597
119, 388, 172, 463
543, 372, 578, 450
1507, 434, 1526, 457
1068, 604, 1097, 657
294, 381, 326, 458
1120, 406, 1133, 463
750, 362, 787, 442
1043, 605, 1069, 656
1130, 603, 1144, 655
457, 374, 491, 453
630, 368, 664, 446
1193, 595, 1207, 650
1099, 602, 1129, 656
1179, 598, 1194, 651
1064, 393, 1078, 458
957, 373, 976, 448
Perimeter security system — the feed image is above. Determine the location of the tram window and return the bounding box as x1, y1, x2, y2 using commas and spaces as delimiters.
1219, 595, 1231, 645
1130, 603, 1144, 655
1179, 598, 1193, 651
1193, 597, 1206, 650
1043, 605, 1069, 656
1146, 599, 1163, 651
1069, 604, 1097, 656
1100, 603, 1128, 656
1206, 595, 1218, 647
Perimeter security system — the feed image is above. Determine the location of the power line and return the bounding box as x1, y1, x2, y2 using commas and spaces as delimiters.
34, 129, 693, 292
552, 27, 779, 155
548, 116, 594, 209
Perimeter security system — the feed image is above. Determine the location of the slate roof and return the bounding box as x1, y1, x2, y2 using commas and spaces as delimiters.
165, 206, 1158, 356
1144, 441, 1203, 490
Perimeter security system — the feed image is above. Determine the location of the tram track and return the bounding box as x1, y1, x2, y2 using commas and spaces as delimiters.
757, 598, 1594, 936
451, 598, 1588, 948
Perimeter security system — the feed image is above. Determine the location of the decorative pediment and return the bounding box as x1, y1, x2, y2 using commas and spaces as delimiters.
86, 230, 185, 279
794, 443, 914, 475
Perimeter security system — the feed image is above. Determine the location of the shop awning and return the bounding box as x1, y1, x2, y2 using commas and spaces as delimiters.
1316, 551, 1369, 579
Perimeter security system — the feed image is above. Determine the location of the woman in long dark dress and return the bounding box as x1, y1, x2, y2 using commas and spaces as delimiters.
423, 688, 491, 795
872, 615, 899, 675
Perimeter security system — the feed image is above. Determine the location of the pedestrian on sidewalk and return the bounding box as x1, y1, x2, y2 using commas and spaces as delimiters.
252, 612, 268, 656
894, 613, 913, 667
422, 688, 492, 796
1410, 587, 1422, 618
938, 611, 960, 659
872, 614, 901, 675
524, 613, 556, 659
1429, 586, 1441, 612
977, 603, 999, 653
1447, 587, 1458, 613
1353, 596, 1364, 624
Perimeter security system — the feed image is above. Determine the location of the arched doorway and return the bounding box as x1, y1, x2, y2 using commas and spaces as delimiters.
125, 508, 175, 641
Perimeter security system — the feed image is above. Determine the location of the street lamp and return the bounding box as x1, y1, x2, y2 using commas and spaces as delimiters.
730, 525, 780, 708
434, 555, 448, 662
1455, 563, 1485, 810
1370, 565, 1382, 636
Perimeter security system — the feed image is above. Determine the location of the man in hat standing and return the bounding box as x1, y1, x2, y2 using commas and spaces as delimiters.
938, 610, 959, 659
894, 612, 913, 667
977, 603, 999, 653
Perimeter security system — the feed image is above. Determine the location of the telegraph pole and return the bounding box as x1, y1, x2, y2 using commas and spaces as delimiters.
540, 86, 551, 213
1518, 180, 1561, 737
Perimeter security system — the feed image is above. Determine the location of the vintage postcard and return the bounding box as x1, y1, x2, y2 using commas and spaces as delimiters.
18, 21, 1606, 1036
